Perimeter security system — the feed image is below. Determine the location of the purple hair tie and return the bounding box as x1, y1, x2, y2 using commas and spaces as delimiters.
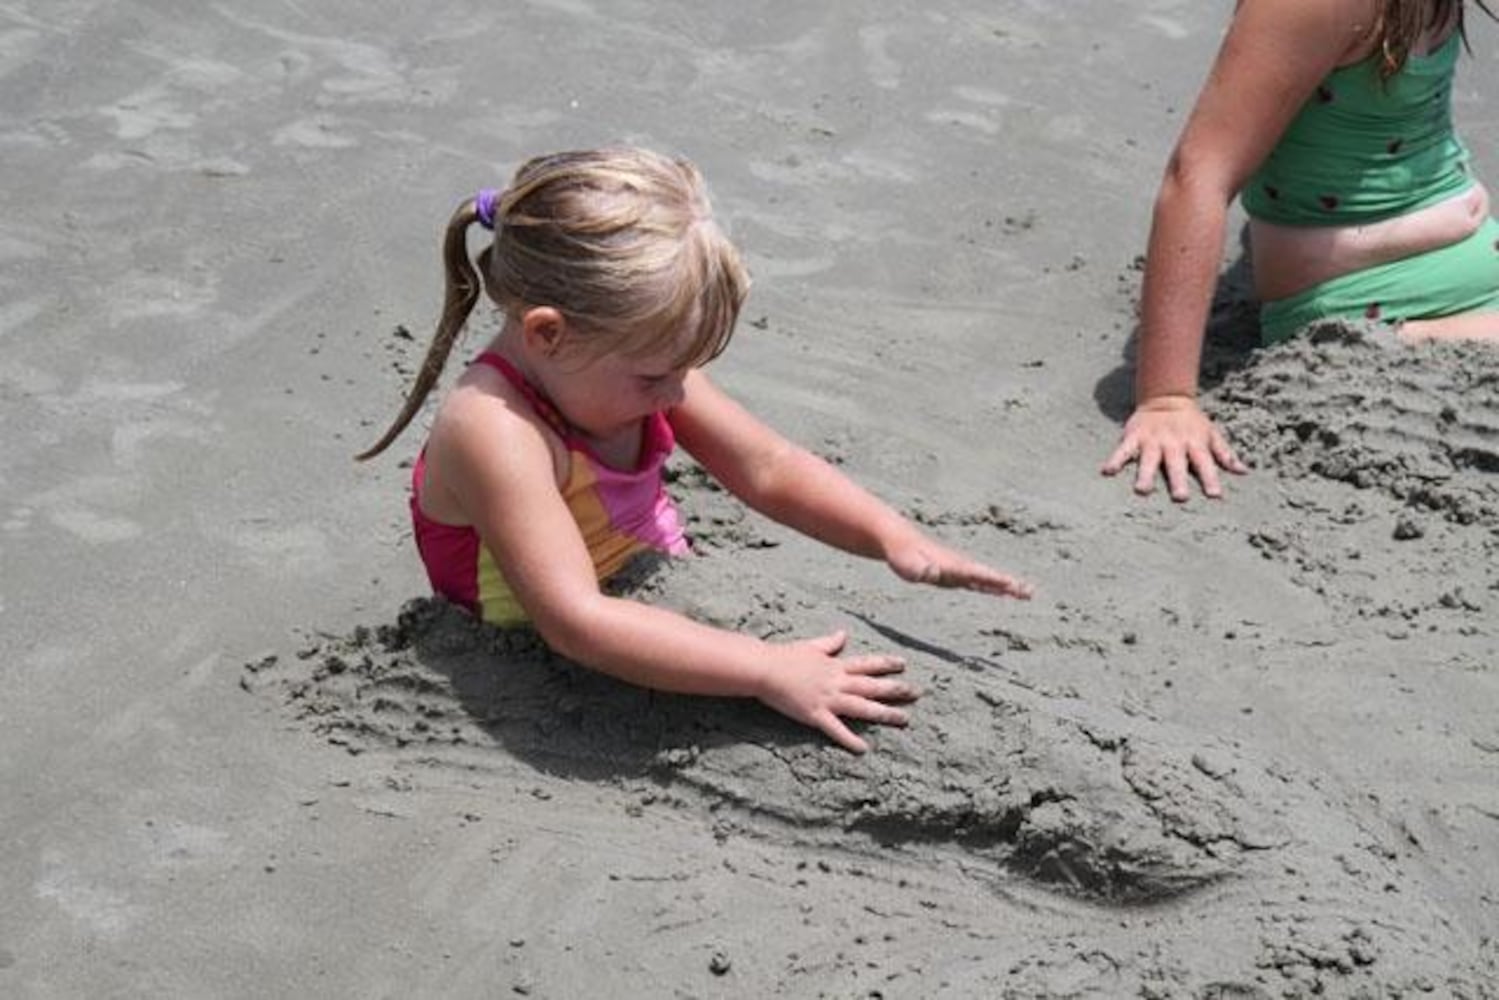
474, 187, 501, 230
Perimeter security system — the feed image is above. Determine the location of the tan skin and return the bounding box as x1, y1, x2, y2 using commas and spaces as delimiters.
1101, 0, 1499, 502
418, 307, 1033, 753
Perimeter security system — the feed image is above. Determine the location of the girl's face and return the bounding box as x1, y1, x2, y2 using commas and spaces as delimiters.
540, 325, 695, 440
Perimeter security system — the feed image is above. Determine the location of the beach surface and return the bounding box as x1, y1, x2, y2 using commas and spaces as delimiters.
3, 2, 1497, 996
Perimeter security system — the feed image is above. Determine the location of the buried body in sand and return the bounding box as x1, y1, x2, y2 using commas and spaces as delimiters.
350, 146, 1032, 756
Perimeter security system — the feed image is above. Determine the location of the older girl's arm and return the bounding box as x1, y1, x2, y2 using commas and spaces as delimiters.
1102, 0, 1369, 499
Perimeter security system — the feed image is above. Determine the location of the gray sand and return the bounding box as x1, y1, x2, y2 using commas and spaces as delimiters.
3, 2, 1497, 997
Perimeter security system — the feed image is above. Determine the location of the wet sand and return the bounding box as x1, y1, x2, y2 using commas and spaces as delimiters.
3, 2, 1497, 996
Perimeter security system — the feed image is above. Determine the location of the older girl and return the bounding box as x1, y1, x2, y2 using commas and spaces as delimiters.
1104, 0, 1498, 500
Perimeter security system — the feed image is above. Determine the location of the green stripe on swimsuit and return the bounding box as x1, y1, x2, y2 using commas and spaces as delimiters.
1260, 217, 1499, 343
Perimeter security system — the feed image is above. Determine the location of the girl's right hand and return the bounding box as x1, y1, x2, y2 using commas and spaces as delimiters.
756, 630, 918, 754
1100, 395, 1247, 501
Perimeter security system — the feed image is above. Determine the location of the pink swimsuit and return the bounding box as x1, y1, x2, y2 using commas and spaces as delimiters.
410, 352, 689, 625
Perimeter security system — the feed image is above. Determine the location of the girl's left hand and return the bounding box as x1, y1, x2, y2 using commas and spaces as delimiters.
885, 533, 1033, 599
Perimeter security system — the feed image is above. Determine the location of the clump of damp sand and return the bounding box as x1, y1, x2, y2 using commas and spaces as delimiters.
1210, 321, 1499, 527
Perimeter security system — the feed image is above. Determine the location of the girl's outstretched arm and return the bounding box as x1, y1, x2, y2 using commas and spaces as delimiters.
1101, 0, 1367, 499
670, 371, 1032, 599
428, 381, 917, 753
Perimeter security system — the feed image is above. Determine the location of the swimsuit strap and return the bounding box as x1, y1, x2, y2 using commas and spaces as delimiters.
471, 350, 675, 472
471, 351, 574, 441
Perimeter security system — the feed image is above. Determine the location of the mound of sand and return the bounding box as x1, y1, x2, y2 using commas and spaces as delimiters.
1213, 322, 1499, 528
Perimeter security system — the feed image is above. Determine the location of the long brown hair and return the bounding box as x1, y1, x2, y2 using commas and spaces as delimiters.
356, 148, 750, 461
1370, 0, 1493, 77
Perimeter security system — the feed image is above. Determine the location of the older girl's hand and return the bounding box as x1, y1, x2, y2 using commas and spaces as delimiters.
1101, 395, 1247, 500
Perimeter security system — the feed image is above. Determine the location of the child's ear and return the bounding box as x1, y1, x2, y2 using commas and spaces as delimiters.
520, 306, 567, 356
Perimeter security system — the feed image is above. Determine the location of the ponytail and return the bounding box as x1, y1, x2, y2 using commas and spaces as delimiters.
354, 198, 488, 461
357, 147, 751, 461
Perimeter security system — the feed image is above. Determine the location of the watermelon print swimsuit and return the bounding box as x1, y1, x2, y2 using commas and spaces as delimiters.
1241, 31, 1499, 342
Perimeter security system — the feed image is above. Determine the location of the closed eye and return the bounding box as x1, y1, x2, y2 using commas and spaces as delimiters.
638, 371, 682, 388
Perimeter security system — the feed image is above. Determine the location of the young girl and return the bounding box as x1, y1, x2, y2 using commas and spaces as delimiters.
358, 147, 1032, 754
1102, 0, 1499, 501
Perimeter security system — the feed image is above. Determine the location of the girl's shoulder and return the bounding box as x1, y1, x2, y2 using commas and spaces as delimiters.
429, 360, 570, 487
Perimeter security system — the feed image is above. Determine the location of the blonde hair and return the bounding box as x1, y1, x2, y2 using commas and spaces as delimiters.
1370, 0, 1491, 77
356, 147, 750, 461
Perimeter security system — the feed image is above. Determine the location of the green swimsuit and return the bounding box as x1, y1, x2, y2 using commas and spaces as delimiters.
1242, 31, 1499, 342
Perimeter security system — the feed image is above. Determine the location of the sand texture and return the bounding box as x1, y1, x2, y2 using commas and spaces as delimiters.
3, 2, 1497, 997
